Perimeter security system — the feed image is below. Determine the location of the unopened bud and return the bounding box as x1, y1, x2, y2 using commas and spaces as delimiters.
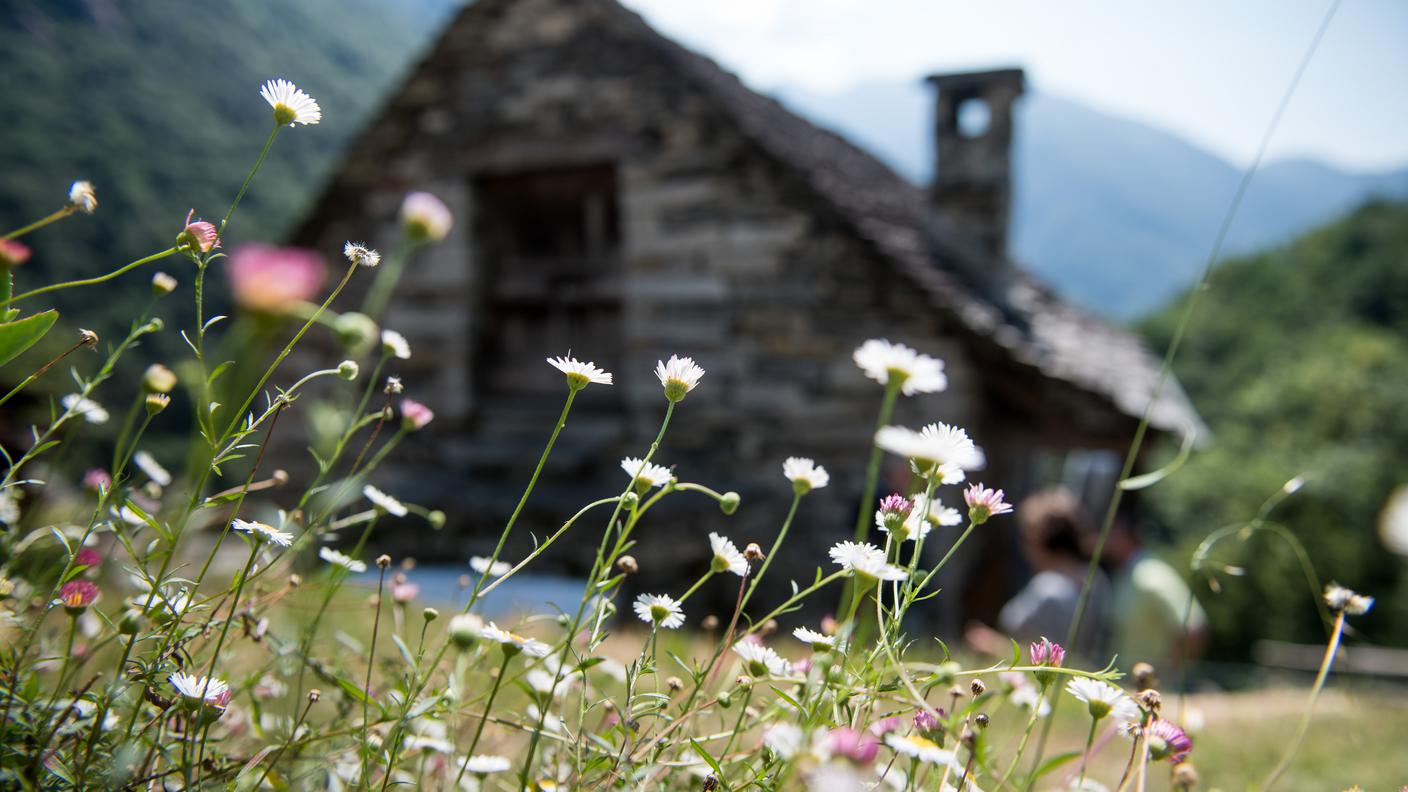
744, 543, 764, 562
961, 727, 977, 746
616, 555, 638, 575
975, 712, 990, 728
703, 774, 720, 791
79, 329, 100, 348
152, 272, 178, 295
288, 574, 302, 588
423, 607, 439, 622
701, 615, 720, 631
970, 679, 987, 696
735, 675, 753, 690
376, 554, 392, 569
716, 691, 732, 708
428, 510, 446, 529
271, 469, 290, 486
667, 676, 684, 693
761, 619, 779, 636
308, 689, 321, 703
948, 684, 966, 699
719, 491, 740, 515
145, 393, 171, 416
337, 360, 360, 381
1172, 761, 1199, 788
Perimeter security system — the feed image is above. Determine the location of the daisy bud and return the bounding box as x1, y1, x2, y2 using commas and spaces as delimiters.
79, 329, 100, 348
964, 483, 1013, 525
949, 684, 967, 699
0, 239, 31, 268
68, 180, 97, 214
1029, 638, 1065, 686
1172, 761, 1199, 788
288, 574, 302, 588
333, 312, 379, 356
667, 676, 684, 693
151, 272, 178, 295
1137, 689, 1162, 713
701, 615, 720, 631
271, 469, 290, 486
401, 398, 434, 431
616, 555, 639, 575
735, 675, 753, 690
428, 510, 446, 529
975, 713, 990, 728
337, 360, 360, 381
703, 775, 720, 791
423, 607, 439, 622
744, 543, 765, 562
176, 210, 218, 253
400, 191, 453, 244
1132, 662, 1158, 690
971, 679, 987, 696
376, 554, 392, 569
142, 363, 177, 394
913, 708, 940, 734
761, 619, 779, 636
716, 691, 732, 708
385, 376, 404, 394
961, 727, 977, 746
719, 491, 740, 514
448, 613, 483, 649
145, 393, 171, 416
308, 689, 322, 703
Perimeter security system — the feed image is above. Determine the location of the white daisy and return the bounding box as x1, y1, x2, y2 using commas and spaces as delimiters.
884, 733, 956, 767
620, 457, 673, 489
782, 457, 830, 494
632, 593, 685, 630
874, 422, 984, 480
828, 541, 907, 583
319, 547, 367, 573
852, 339, 947, 396
732, 641, 790, 676
343, 241, 381, 268
763, 723, 804, 759
470, 556, 511, 577
363, 485, 408, 517
546, 355, 613, 389
381, 329, 410, 359
168, 671, 228, 704
231, 518, 293, 548
68, 181, 97, 214
461, 754, 511, 775
62, 394, 109, 425
792, 627, 836, 651
478, 622, 550, 657
1066, 678, 1139, 722
655, 355, 705, 401
708, 532, 748, 577
132, 450, 172, 487
260, 78, 321, 126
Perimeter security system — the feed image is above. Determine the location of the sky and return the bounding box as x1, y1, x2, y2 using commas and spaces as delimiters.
621, 0, 1408, 172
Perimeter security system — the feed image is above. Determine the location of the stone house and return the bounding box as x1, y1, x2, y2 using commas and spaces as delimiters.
291, 0, 1199, 632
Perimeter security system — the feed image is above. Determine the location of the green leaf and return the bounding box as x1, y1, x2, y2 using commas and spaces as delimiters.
391, 634, 417, 668
688, 739, 730, 791
1119, 422, 1197, 491
334, 676, 372, 705
0, 309, 58, 367
1032, 750, 1082, 779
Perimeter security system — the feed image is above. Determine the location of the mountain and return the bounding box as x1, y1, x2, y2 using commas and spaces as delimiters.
780, 82, 1408, 318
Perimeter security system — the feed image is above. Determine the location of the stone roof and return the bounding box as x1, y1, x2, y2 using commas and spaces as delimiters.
605, 2, 1201, 437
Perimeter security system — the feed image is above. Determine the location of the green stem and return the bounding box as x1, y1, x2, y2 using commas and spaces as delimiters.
4, 248, 176, 308
361, 238, 412, 322
740, 492, 800, 613
0, 336, 88, 408
361, 564, 390, 786
1, 205, 76, 241
453, 653, 512, 789
220, 125, 281, 235
1076, 716, 1099, 788
676, 569, 715, 605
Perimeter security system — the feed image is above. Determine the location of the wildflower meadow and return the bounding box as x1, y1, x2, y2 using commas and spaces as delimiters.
0, 80, 1384, 791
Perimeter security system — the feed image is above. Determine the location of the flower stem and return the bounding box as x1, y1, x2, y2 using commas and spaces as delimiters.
2, 205, 76, 241
1260, 609, 1345, 791
5, 248, 176, 308
220, 125, 281, 236
740, 491, 800, 612
453, 653, 512, 789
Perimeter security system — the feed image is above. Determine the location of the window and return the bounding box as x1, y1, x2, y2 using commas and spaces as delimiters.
472, 164, 623, 403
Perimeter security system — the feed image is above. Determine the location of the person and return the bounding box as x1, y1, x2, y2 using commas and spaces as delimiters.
967, 488, 1109, 660
1101, 515, 1206, 679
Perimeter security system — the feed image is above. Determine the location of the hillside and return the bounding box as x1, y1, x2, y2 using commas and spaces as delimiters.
1139, 200, 1408, 658
782, 82, 1408, 318
0, 0, 457, 321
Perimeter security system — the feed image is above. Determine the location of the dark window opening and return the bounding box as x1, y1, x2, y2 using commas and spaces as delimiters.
472, 164, 624, 404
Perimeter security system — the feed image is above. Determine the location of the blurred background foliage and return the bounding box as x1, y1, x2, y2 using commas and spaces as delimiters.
1142, 200, 1408, 661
